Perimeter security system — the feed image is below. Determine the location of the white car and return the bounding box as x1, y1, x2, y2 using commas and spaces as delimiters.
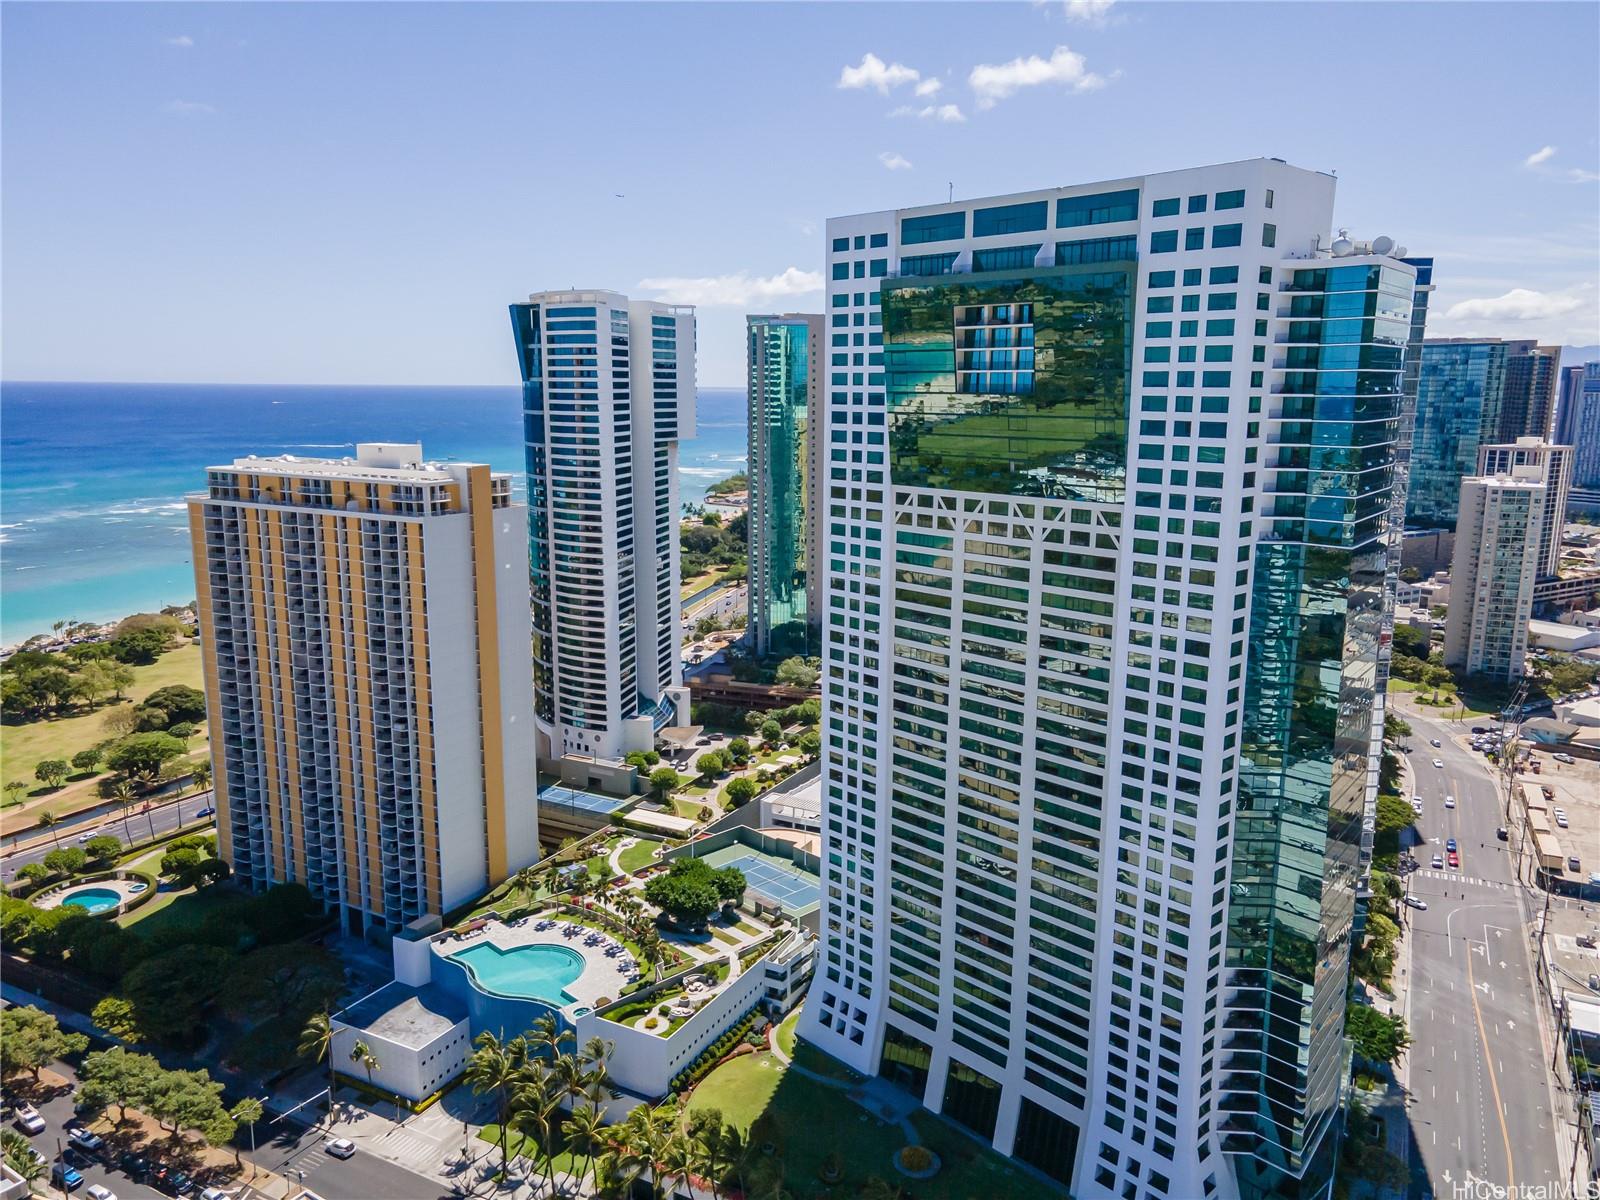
1412, 795, 1424, 805
1554, 753, 1576, 764
1556, 813, 1569, 828
1433, 758, 1444, 769
325, 1137, 356, 1159
87, 1185, 119, 1200
1430, 738, 1442, 748
1404, 896, 1428, 910
13, 1101, 45, 1134
199, 1188, 230, 1200
1444, 796, 1456, 809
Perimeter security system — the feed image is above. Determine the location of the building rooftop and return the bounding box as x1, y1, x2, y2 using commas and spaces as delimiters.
209, 442, 510, 487
336, 981, 467, 1048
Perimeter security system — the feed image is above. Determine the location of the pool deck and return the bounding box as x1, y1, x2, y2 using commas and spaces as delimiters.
35, 877, 147, 912
432, 917, 640, 1010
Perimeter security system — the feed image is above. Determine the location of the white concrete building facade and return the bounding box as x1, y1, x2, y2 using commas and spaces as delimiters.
801, 159, 1417, 1200
1445, 470, 1547, 681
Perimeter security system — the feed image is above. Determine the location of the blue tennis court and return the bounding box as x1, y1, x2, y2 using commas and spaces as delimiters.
714, 852, 819, 913
537, 783, 631, 814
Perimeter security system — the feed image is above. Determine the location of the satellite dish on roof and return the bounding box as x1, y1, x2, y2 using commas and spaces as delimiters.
1371, 235, 1396, 256
1331, 237, 1354, 257
1395, 246, 1408, 259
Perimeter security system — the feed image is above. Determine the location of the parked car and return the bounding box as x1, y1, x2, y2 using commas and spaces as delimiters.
86, 1186, 119, 1200
1554, 753, 1576, 764
67, 1125, 106, 1155
1448, 850, 1460, 868
118, 1151, 151, 1180
1433, 758, 1445, 769
324, 1137, 356, 1159
1446, 838, 1457, 852
199, 1188, 229, 1200
1569, 857, 1583, 873
1431, 854, 1444, 869
13, 1101, 46, 1134
1471, 726, 1488, 734
1556, 813, 1569, 828
52, 1161, 85, 1192
1404, 896, 1428, 910
1578, 934, 1598, 950
151, 1163, 194, 1197
1497, 826, 1509, 840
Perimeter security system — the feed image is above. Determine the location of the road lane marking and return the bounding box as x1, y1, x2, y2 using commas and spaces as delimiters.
1465, 933, 1516, 1189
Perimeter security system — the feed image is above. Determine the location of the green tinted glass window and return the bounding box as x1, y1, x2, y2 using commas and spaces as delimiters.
1152, 198, 1180, 217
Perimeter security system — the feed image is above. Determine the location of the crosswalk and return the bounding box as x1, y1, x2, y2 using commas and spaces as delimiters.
1410, 869, 1518, 892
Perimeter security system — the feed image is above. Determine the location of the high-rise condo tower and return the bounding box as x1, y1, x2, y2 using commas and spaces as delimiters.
801, 159, 1420, 1200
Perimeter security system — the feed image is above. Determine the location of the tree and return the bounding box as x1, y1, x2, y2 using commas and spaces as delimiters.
1382, 713, 1412, 743
649, 767, 682, 799
145, 1066, 228, 1144
774, 657, 819, 689
219, 944, 345, 1021
725, 777, 757, 808
297, 1011, 337, 1119
464, 1031, 528, 1177
120, 945, 236, 1047
91, 997, 146, 1044
71, 747, 104, 774
229, 1098, 263, 1166
109, 628, 168, 665
106, 732, 186, 782
34, 759, 69, 789
510, 1067, 562, 1193
726, 737, 751, 762
190, 759, 212, 791
643, 858, 746, 929
2, 1128, 44, 1186
84, 835, 121, 865
0, 1005, 88, 1080
3, 780, 26, 806
1391, 623, 1429, 659
564, 1102, 608, 1196
348, 1040, 379, 1085
42, 847, 87, 876
141, 685, 206, 726
1347, 1004, 1411, 1066
79, 1047, 162, 1123
105, 662, 137, 701
102, 705, 141, 739
759, 718, 782, 744
696, 750, 726, 781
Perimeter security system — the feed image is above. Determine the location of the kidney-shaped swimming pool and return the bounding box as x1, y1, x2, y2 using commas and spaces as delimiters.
448, 941, 585, 1005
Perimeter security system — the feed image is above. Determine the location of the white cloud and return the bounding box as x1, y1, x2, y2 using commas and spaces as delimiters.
914, 78, 943, 97
969, 45, 1109, 108
890, 103, 967, 123
635, 267, 823, 307
1063, 0, 1115, 24
1524, 145, 1557, 168
839, 53, 921, 94
879, 151, 913, 171
165, 34, 194, 48
1568, 168, 1600, 184
163, 99, 216, 115
1444, 287, 1587, 323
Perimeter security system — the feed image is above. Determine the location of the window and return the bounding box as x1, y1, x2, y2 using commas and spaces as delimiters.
1056, 235, 1137, 265
1208, 266, 1238, 285
832, 237, 849, 252
1149, 271, 1176, 288
1183, 269, 1202, 286
1153, 198, 1180, 218
832, 263, 849, 280
870, 258, 888, 277
1147, 296, 1174, 313
854, 235, 866, 250
973, 244, 1041, 272
902, 211, 966, 244
1211, 224, 1243, 248
1145, 321, 1172, 337
974, 200, 1048, 236
900, 252, 957, 276
1205, 319, 1235, 336
1214, 189, 1245, 210
1258, 266, 1272, 284
1185, 228, 1205, 251
1265, 189, 1274, 209
1203, 345, 1232, 362
1057, 188, 1140, 227
871, 232, 888, 248
1206, 293, 1237, 311
1187, 195, 1207, 213
1150, 231, 1179, 254
1261, 223, 1277, 248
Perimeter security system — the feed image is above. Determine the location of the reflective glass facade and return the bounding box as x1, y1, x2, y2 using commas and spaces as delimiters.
1224, 263, 1410, 1195
747, 315, 820, 657
883, 266, 1133, 503
1406, 339, 1507, 528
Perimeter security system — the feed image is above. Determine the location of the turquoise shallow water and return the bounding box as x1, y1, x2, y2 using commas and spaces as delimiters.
450, 941, 585, 1003
57, 886, 121, 914
0, 382, 748, 643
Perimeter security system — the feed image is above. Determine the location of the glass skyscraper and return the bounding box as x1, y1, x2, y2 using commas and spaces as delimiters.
746, 314, 822, 657
802, 159, 1420, 1200
1406, 338, 1508, 528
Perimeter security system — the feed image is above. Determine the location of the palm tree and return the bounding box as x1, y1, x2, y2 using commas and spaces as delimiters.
639, 930, 666, 982
297, 1011, 337, 1126
349, 1040, 379, 1086
550, 1051, 588, 1114
509, 1068, 561, 1195
720, 1124, 753, 1199
527, 1012, 575, 1064
463, 1030, 528, 1177
618, 1101, 677, 1200
579, 1035, 616, 1103
512, 865, 540, 910
659, 1125, 696, 1200
688, 1108, 728, 1200
562, 1102, 607, 1196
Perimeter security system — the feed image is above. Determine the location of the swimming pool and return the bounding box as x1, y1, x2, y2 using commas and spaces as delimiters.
449, 942, 585, 1005
56, 886, 121, 915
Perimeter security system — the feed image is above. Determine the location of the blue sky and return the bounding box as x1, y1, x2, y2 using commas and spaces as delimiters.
4, 1, 1597, 387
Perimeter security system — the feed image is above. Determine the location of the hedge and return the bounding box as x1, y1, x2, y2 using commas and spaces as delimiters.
670, 1006, 764, 1094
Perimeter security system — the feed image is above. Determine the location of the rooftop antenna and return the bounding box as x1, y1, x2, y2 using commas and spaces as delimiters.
948, 181, 954, 203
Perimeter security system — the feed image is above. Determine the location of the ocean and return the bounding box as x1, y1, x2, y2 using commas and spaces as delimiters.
0, 382, 748, 645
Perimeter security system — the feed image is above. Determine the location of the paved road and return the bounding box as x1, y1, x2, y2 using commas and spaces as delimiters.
682, 583, 746, 632
6, 1055, 449, 1200
1, 793, 216, 879
1398, 707, 1564, 1198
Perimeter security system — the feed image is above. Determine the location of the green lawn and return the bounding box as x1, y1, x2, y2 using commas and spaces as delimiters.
119, 881, 241, 935
683, 1050, 1051, 1200
476, 1125, 581, 1179
775, 1006, 801, 1057
1, 643, 205, 793
617, 838, 660, 874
